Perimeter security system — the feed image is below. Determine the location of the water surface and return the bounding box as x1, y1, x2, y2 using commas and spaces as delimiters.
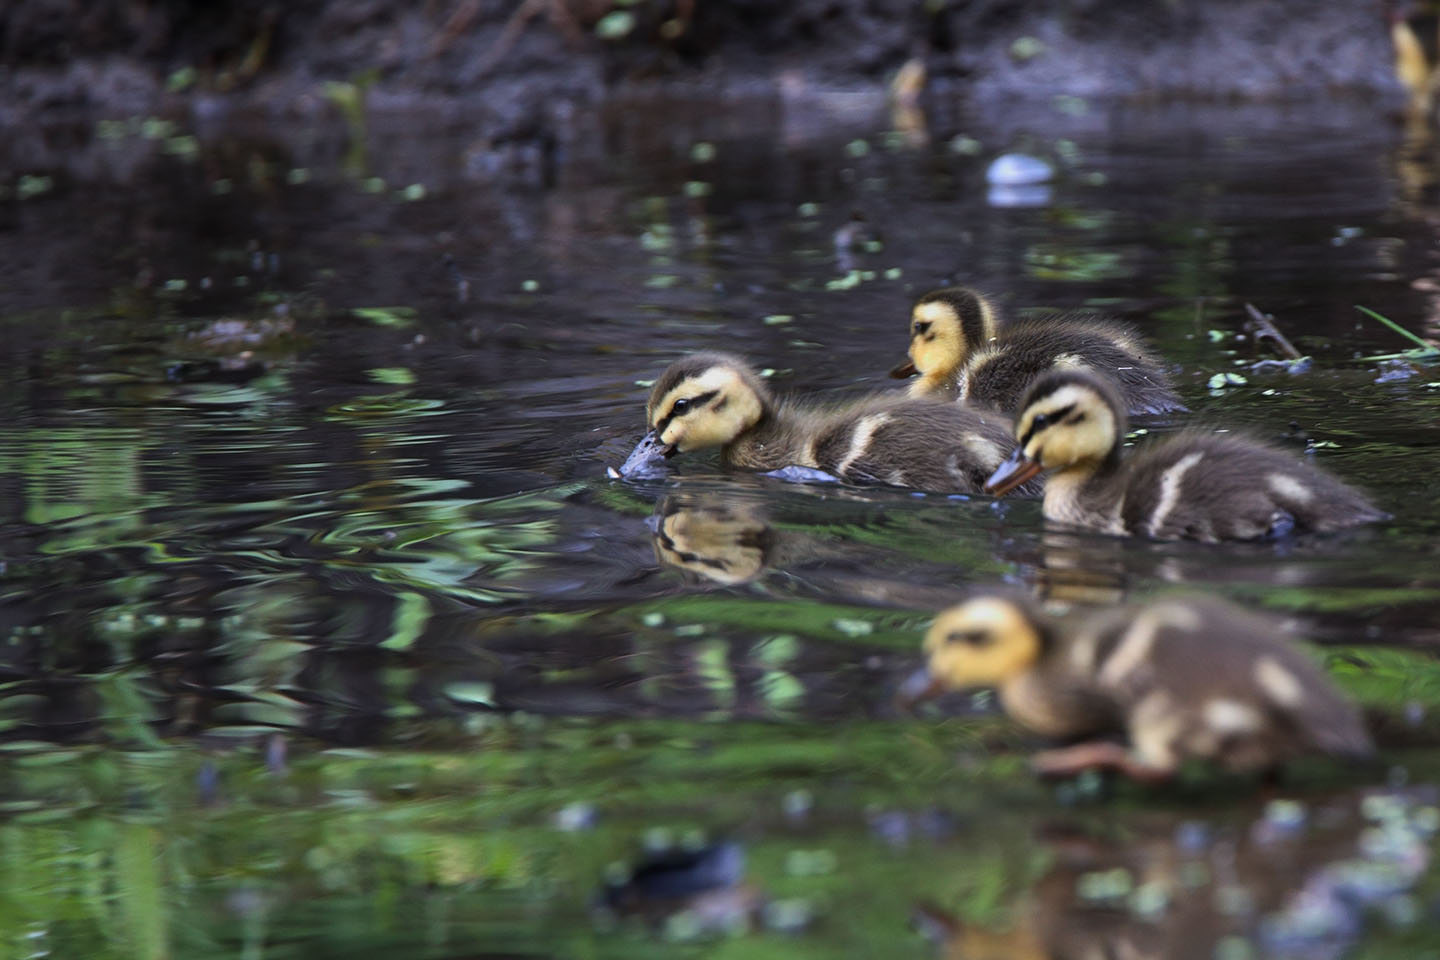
2, 96, 1440, 957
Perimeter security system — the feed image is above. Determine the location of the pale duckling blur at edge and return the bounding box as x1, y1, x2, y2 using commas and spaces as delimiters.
891, 286, 1186, 416
902, 594, 1374, 782
984, 369, 1387, 542
618, 352, 1042, 496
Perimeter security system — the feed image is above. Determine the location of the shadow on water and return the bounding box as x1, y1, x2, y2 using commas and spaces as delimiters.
3, 96, 1440, 956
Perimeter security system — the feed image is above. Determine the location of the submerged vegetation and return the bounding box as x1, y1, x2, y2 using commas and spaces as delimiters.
1356, 305, 1440, 363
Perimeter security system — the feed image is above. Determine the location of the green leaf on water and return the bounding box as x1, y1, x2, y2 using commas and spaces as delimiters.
368, 367, 417, 385
594, 10, 635, 38
444, 682, 495, 707
353, 306, 416, 327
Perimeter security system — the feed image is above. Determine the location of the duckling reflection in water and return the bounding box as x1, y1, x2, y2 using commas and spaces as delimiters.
915, 786, 1432, 960
892, 286, 1185, 416
903, 593, 1373, 782
647, 488, 982, 610
1026, 529, 1130, 609
985, 369, 1387, 542
618, 352, 1041, 496
650, 494, 774, 586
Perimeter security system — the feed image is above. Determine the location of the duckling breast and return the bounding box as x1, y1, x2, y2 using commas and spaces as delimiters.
1000, 671, 1115, 739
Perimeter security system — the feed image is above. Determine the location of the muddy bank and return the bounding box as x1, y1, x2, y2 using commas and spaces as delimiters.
1, 1, 1405, 135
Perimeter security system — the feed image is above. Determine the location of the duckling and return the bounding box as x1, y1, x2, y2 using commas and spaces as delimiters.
904, 593, 1373, 781
618, 352, 1041, 496
984, 369, 1386, 542
891, 286, 1186, 416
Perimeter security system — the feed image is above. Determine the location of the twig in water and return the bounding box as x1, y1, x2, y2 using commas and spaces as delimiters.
1243, 303, 1303, 360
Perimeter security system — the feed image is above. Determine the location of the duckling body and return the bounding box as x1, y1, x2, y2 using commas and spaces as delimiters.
985, 369, 1386, 542
909, 594, 1373, 780
620, 352, 1041, 496
893, 287, 1186, 416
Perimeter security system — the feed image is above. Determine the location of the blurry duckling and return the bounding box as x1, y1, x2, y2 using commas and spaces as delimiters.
618, 352, 1040, 496
1390, 1, 1437, 115
891, 286, 1185, 416
902, 593, 1374, 782
984, 369, 1386, 542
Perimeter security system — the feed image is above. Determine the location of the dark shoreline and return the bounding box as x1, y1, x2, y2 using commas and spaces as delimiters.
2, 1, 1408, 136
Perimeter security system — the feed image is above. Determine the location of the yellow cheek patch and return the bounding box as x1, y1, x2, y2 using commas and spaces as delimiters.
660, 421, 687, 448
1015, 382, 1117, 470
908, 301, 968, 375
921, 598, 1043, 689
650, 365, 764, 453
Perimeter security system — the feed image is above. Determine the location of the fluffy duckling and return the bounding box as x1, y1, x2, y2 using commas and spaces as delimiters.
619, 352, 1041, 496
904, 594, 1373, 781
984, 369, 1386, 542
891, 286, 1186, 416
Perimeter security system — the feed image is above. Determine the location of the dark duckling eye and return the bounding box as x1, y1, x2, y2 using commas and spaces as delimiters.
666, 390, 718, 422
913, 320, 932, 336
946, 629, 992, 647
1028, 403, 1074, 434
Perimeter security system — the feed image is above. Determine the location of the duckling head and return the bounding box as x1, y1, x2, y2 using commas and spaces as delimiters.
619, 353, 771, 476
898, 595, 1048, 706
890, 286, 998, 384
983, 370, 1123, 497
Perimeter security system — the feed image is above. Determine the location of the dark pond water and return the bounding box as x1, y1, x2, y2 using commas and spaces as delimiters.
3, 94, 1440, 958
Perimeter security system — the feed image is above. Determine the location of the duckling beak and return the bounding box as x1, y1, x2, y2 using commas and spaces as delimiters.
890, 359, 918, 379
984, 448, 1044, 497
618, 429, 676, 479
895, 666, 944, 709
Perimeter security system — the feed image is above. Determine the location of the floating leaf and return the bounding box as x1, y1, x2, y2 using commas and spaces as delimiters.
445, 682, 496, 707
368, 367, 417, 385
594, 10, 635, 38
353, 306, 417, 327
831, 618, 874, 638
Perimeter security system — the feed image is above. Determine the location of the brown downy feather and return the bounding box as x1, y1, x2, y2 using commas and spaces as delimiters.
641, 352, 1042, 496
898, 287, 1186, 416
919, 593, 1373, 777
1003, 369, 1386, 542
963, 315, 1186, 416
1070, 596, 1374, 772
